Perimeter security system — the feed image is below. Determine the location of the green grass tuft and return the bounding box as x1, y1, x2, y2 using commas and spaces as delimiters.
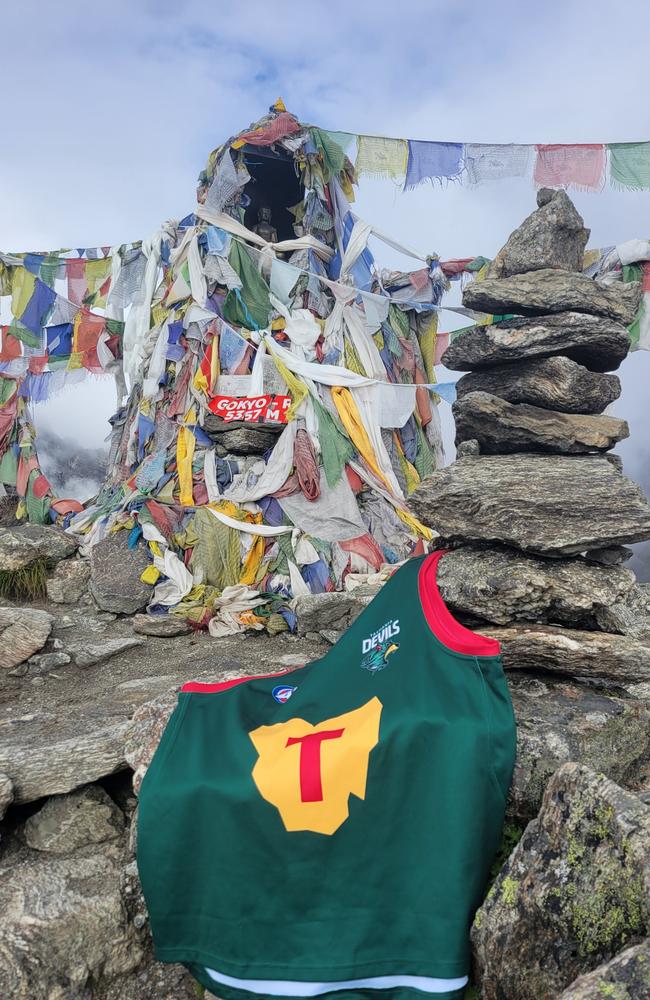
0, 558, 48, 601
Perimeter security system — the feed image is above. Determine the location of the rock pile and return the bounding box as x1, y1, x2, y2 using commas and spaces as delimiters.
409, 189, 650, 996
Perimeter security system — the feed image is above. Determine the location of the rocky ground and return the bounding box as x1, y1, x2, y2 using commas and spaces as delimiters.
4, 189, 650, 998
2, 520, 650, 998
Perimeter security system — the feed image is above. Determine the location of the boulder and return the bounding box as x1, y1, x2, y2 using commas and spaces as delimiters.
584, 545, 633, 566
463, 269, 642, 325
556, 938, 650, 999
597, 582, 650, 641
203, 417, 282, 455
442, 312, 631, 373
472, 763, 650, 999
410, 454, 650, 556
435, 545, 635, 629
0, 524, 77, 572
488, 188, 590, 278
453, 391, 629, 454
0, 838, 144, 998
456, 438, 481, 457
455, 355, 621, 414
132, 614, 192, 637
27, 651, 72, 675
488, 623, 650, 683
0, 606, 53, 670
90, 533, 152, 614
509, 676, 650, 821
46, 558, 91, 604
294, 591, 373, 636
69, 637, 145, 668
22, 784, 125, 854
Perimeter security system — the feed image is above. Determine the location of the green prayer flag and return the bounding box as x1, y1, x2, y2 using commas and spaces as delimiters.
609, 143, 650, 190
224, 242, 271, 330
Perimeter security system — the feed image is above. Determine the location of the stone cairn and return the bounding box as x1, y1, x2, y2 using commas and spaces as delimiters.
409, 189, 650, 998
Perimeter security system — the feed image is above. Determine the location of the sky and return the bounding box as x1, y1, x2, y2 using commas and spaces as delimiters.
3, 0, 650, 569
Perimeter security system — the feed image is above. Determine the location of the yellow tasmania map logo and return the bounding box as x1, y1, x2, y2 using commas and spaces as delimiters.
249, 697, 383, 835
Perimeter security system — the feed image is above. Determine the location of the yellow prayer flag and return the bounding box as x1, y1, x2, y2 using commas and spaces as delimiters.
11, 268, 36, 319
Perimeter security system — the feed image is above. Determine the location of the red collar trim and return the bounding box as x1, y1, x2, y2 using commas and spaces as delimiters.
418, 550, 501, 657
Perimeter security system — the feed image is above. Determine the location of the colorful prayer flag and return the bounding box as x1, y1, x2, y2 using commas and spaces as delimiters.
609, 142, 650, 190
534, 144, 606, 192
356, 136, 408, 180
404, 141, 463, 190
464, 143, 531, 185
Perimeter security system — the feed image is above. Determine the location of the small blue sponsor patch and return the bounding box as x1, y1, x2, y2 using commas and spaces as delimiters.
272, 684, 297, 704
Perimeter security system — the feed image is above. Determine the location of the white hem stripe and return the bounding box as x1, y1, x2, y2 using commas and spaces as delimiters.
205, 967, 469, 996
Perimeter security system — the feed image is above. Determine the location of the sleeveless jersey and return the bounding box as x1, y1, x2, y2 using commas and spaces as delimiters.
137, 551, 516, 1000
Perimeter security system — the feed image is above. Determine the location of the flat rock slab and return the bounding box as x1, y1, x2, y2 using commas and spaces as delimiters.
203, 418, 282, 455
463, 269, 642, 325
472, 763, 650, 1000
46, 558, 90, 604
22, 784, 125, 853
410, 454, 650, 555
294, 589, 377, 635
488, 188, 590, 278
0, 619, 327, 804
69, 637, 145, 668
455, 355, 621, 414
132, 614, 192, 637
556, 939, 650, 999
0, 606, 53, 670
487, 622, 650, 682
0, 524, 77, 572
435, 546, 635, 629
443, 311, 631, 372
453, 391, 629, 454
509, 675, 650, 821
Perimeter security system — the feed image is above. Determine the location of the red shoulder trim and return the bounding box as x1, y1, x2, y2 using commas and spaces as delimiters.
181, 669, 295, 694
418, 550, 501, 657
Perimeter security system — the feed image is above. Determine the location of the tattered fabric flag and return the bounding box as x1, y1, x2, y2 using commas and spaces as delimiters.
464, 143, 532, 185
66, 258, 88, 305
46, 323, 73, 357
48, 292, 79, 327
11, 267, 36, 319
356, 136, 408, 180
404, 141, 463, 190
233, 112, 301, 148
20, 279, 56, 336
219, 322, 249, 373
609, 142, 650, 190
85, 257, 112, 296
626, 261, 650, 350
534, 144, 606, 192
73, 310, 106, 372
204, 151, 248, 211
23, 254, 45, 276
107, 248, 146, 310
270, 258, 300, 306
0, 330, 22, 362
309, 128, 352, 182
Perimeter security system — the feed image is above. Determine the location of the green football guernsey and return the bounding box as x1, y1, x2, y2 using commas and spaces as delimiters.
137, 550, 516, 999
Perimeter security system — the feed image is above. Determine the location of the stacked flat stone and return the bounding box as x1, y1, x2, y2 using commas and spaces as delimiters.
410, 189, 650, 661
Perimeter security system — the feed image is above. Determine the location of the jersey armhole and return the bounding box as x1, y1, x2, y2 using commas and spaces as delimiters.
417, 550, 501, 657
